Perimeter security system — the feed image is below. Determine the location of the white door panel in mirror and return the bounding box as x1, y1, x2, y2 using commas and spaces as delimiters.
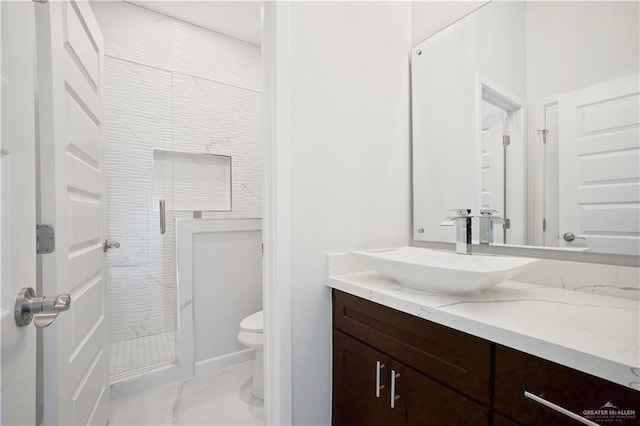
411, 1, 640, 255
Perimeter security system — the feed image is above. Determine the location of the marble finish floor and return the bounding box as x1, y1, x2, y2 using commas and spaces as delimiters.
109, 361, 263, 425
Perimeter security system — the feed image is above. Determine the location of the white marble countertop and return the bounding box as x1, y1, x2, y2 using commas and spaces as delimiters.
327, 253, 640, 391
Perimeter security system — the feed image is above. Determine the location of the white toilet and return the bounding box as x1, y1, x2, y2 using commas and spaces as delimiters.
238, 310, 264, 400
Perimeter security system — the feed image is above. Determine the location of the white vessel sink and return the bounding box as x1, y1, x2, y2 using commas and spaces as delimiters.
349, 247, 539, 295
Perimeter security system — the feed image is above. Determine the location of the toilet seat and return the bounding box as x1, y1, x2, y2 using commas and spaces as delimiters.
238, 310, 264, 347
240, 311, 263, 333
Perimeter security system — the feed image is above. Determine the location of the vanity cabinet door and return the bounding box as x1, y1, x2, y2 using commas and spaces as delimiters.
333, 330, 391, 426
493, 413, 520, 426
390, 361, 491, 426
495, 345, 640, 426
333, 290, 492, 403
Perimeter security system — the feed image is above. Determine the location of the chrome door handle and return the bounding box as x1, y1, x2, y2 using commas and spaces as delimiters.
15, 287, 71, 328
524, 391, 599, 426
159, 199, 166, 234
390, 370, 400, 408
103, 239, 120, 252
375, 361, 386, 397
563, 232, 586, 242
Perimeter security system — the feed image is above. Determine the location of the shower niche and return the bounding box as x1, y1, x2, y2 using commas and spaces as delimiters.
153, 149, 232, 214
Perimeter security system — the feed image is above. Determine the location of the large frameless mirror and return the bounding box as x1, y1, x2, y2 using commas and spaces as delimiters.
411, 1, 639, 256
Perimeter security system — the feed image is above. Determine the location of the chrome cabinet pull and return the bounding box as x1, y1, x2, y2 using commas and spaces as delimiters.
15, 287, 71, 328
375, 361, 386, 397
159, 199, 166, 234
390, 370, 400, 408
524, 390, 599, 426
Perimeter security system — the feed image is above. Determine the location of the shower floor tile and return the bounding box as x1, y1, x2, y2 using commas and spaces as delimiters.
109, 361, 263, 425
110, 331, 177, 379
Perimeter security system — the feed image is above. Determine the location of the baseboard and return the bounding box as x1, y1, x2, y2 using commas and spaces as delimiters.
195, 348, 256, 376
110, 361, 193, 401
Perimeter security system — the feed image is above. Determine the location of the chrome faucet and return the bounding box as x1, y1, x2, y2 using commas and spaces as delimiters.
478, 209, 505, 245
440, 209, 473, 255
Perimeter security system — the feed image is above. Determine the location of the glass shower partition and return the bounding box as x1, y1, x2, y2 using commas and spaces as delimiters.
106, 143, 231, 382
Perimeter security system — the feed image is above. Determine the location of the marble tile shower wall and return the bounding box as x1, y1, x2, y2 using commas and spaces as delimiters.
92, 2, 262, 344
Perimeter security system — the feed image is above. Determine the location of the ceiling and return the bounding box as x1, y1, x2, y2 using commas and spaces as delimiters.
127, 1, 262, 45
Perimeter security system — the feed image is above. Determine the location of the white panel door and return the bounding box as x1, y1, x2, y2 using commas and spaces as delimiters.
36, 0, 109, 424
558, 73, 640, 255
480, 101, 505, 243
0, 2, 37, 425
543, 102, 560, 247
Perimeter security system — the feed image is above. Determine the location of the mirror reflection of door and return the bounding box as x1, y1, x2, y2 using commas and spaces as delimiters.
557, 75, 640, 255
533, 99, 560, 248
481, 101, 506, 244
479, 84, 525, 246
534, 74, 640, 255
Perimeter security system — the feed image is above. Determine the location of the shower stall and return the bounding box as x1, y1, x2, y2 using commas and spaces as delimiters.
106, 148, 233, 381
93, 1, 263, 389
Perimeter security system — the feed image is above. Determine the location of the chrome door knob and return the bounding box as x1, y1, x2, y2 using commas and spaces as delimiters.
563, 232, 586, 242
14, 287, 71, 328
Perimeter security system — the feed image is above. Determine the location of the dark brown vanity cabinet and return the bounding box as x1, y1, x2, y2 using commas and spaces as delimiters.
333, 330, 391, 426
392, 357, 492, 425
495, 345, 640, 426
332, 290, 492, 425
332, 289, 640, 426
333, 331, 491, 426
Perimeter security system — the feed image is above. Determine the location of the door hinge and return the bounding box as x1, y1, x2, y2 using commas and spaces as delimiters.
542, 218, 547, 231
503, 218, 511, 230
36, 224, 55, 254
261, 243, 264, 257
537, 129, 549, 143
502, 135, 511, 146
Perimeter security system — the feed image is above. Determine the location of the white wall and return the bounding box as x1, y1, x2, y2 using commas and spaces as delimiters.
412, 1, 488, 45
272, 2, 413, 424
192, 229, 262, 364
412, 1, 639, 100
91, 1, 262, 365
526, 1, 639, 101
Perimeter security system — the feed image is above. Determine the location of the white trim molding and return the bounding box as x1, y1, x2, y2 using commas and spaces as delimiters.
262, 1, 293, 424
475, 73, 526, 245
195, 349, 256, 377
177, 217, 263, 383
